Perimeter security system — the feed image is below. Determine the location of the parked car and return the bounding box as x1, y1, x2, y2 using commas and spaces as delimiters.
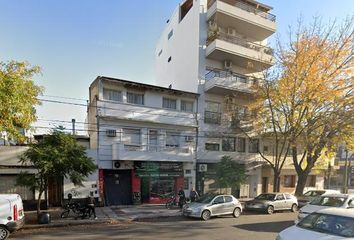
297, 193, 354, 222
0, 194, 25, 240
245, 193, 298, 214
182, 194, 242, 221
297, 189, 340, 207
277, 208, 354, 240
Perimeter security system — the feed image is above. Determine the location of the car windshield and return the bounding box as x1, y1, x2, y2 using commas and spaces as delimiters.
310, 196, 346, 207
303, 191, 325, 197
255, 194, 275, 201
195, 194, 217, 204
298, 213, 354, 238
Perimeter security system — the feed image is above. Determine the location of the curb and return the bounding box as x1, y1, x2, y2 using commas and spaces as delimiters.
23, 219, 116, 230
132, 212, 182, 221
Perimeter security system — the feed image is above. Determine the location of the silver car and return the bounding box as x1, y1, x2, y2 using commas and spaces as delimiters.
245, 193, 298, 214
182, 194, 242, 221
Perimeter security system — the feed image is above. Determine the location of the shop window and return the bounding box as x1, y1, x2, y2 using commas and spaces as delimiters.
181, 100, 194, 112
162, 97, 177, 110
237, 138, 246, 152
180, 0, 193, 22
249, 139, 259, 153
205, 143, 219, 151
150, 178, 175, 197
103, 88, 122, 102
284, 175, 296, 188
166, 132, 180, 147
127, 92, 144, 105
222, 138, 236, 152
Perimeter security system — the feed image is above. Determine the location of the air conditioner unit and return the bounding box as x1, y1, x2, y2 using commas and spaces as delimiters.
198, 164, 208, 172
227, 27, 236, 36
106, 129, 117, 137
185, 136, 194, 142
224, 60, 233, 70
112, 161, 133, 170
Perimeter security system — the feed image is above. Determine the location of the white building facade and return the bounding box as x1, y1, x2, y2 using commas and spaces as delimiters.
155, 0, 276, 198
87, 77, 199, 205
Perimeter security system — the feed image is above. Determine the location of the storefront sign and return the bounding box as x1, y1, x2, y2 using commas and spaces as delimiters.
98, 169, 104, 195
134, 162, 183, 177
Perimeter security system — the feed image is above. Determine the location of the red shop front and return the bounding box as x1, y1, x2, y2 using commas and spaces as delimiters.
132, 161, 184, 204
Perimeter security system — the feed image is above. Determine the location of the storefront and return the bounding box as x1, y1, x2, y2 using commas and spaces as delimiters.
133, 161, 185, 204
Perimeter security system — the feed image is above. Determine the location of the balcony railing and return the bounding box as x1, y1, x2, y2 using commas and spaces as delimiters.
124, 144, 191, 153
207, 31, 274, 55
205, 67, 260, 86
208, 0, 276, 22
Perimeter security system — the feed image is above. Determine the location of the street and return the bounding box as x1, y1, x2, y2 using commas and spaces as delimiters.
11, 212, 297, 240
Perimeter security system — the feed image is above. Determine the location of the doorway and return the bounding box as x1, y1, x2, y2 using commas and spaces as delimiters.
104, 170, 132, 205
262, 177, 268, 193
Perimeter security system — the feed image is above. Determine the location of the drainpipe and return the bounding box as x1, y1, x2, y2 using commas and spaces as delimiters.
194, 95, 199, 193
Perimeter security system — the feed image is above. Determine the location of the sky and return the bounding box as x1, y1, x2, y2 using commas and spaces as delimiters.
0, 0, 354, 134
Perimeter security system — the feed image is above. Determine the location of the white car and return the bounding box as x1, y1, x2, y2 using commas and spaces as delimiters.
277, 208, 354, 240
297, 193, 354, 222
0, 194, 25, 240
297, 189, 340, 208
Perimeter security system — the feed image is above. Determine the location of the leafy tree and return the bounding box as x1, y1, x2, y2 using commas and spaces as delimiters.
0, 61, 42, 141
17, 130, 96, 216
215, 156, 246, 194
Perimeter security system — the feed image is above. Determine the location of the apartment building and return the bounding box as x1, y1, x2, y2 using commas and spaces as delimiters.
155, 0, 282, 198
87, 76, 199, 205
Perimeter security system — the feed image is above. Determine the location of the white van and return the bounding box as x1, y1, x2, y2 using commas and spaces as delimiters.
0, 194, 25, 240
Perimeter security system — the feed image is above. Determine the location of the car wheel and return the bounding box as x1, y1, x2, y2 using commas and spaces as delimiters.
266, 205, 274, 214
233, 208, 241, 218
201, 210, 211, 221
291, 204, 298, 212
0, 226, 9, 240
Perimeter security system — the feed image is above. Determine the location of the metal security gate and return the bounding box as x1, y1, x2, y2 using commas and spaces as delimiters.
104, 170, 132, 206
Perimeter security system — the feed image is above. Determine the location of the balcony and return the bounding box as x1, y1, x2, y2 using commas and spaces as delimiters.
112, 143, 194, 162
97, 101, 197, 127
198, 151, 262, 163
206, 31, 274, 70
204, 68, 258, 94
207, 0, 276, 41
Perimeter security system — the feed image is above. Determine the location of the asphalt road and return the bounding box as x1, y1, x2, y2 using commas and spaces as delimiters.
11, 212, 297, 240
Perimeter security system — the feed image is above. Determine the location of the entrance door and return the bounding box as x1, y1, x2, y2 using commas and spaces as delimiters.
48, 177, 63, 207
104, 170, 132, 205
141, 177, 150, 203
262, 177, 268, 193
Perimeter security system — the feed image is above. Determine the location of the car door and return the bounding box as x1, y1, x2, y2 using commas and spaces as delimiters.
274, 194, 286, 210
284, 193, 294, 209
223, 196, 235, 214
210, 196, 225, 215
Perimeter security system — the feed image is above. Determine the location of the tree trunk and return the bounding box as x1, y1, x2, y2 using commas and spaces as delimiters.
295, 170, 310, 196
37, 189, 43, 217
273, 170, 281, 192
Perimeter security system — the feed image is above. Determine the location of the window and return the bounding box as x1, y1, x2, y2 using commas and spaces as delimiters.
284, 175, 296, 188
276, 194, 285, 200
249, 139, 259, 153
224, 196, 233, 203
162, 97, 177, 110
103, 88, 122, 102
180, 0, 193, 22
237, 138, 246, 152
168, 56, 172, 62
184, 178, 189, 190
204, 101, 221, 124
234, 106, 248, 120
168, 30, 173, 40
185, 169, 191, 174
166, 132, 180, 147
306, 175, 316, 187
181, 100, 194, 112
122, 128, 141, 145
106, 129, 117, 137
213, 196, 224, 204
158, 49, 163, 57
205, 143, 219, 151
263, 146, 269, 152
127, 92, 144, 105
222, 138, 235, 152
285, 193, 293, 200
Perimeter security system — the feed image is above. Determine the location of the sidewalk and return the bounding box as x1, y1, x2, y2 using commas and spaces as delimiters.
23, 205, 181, 229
